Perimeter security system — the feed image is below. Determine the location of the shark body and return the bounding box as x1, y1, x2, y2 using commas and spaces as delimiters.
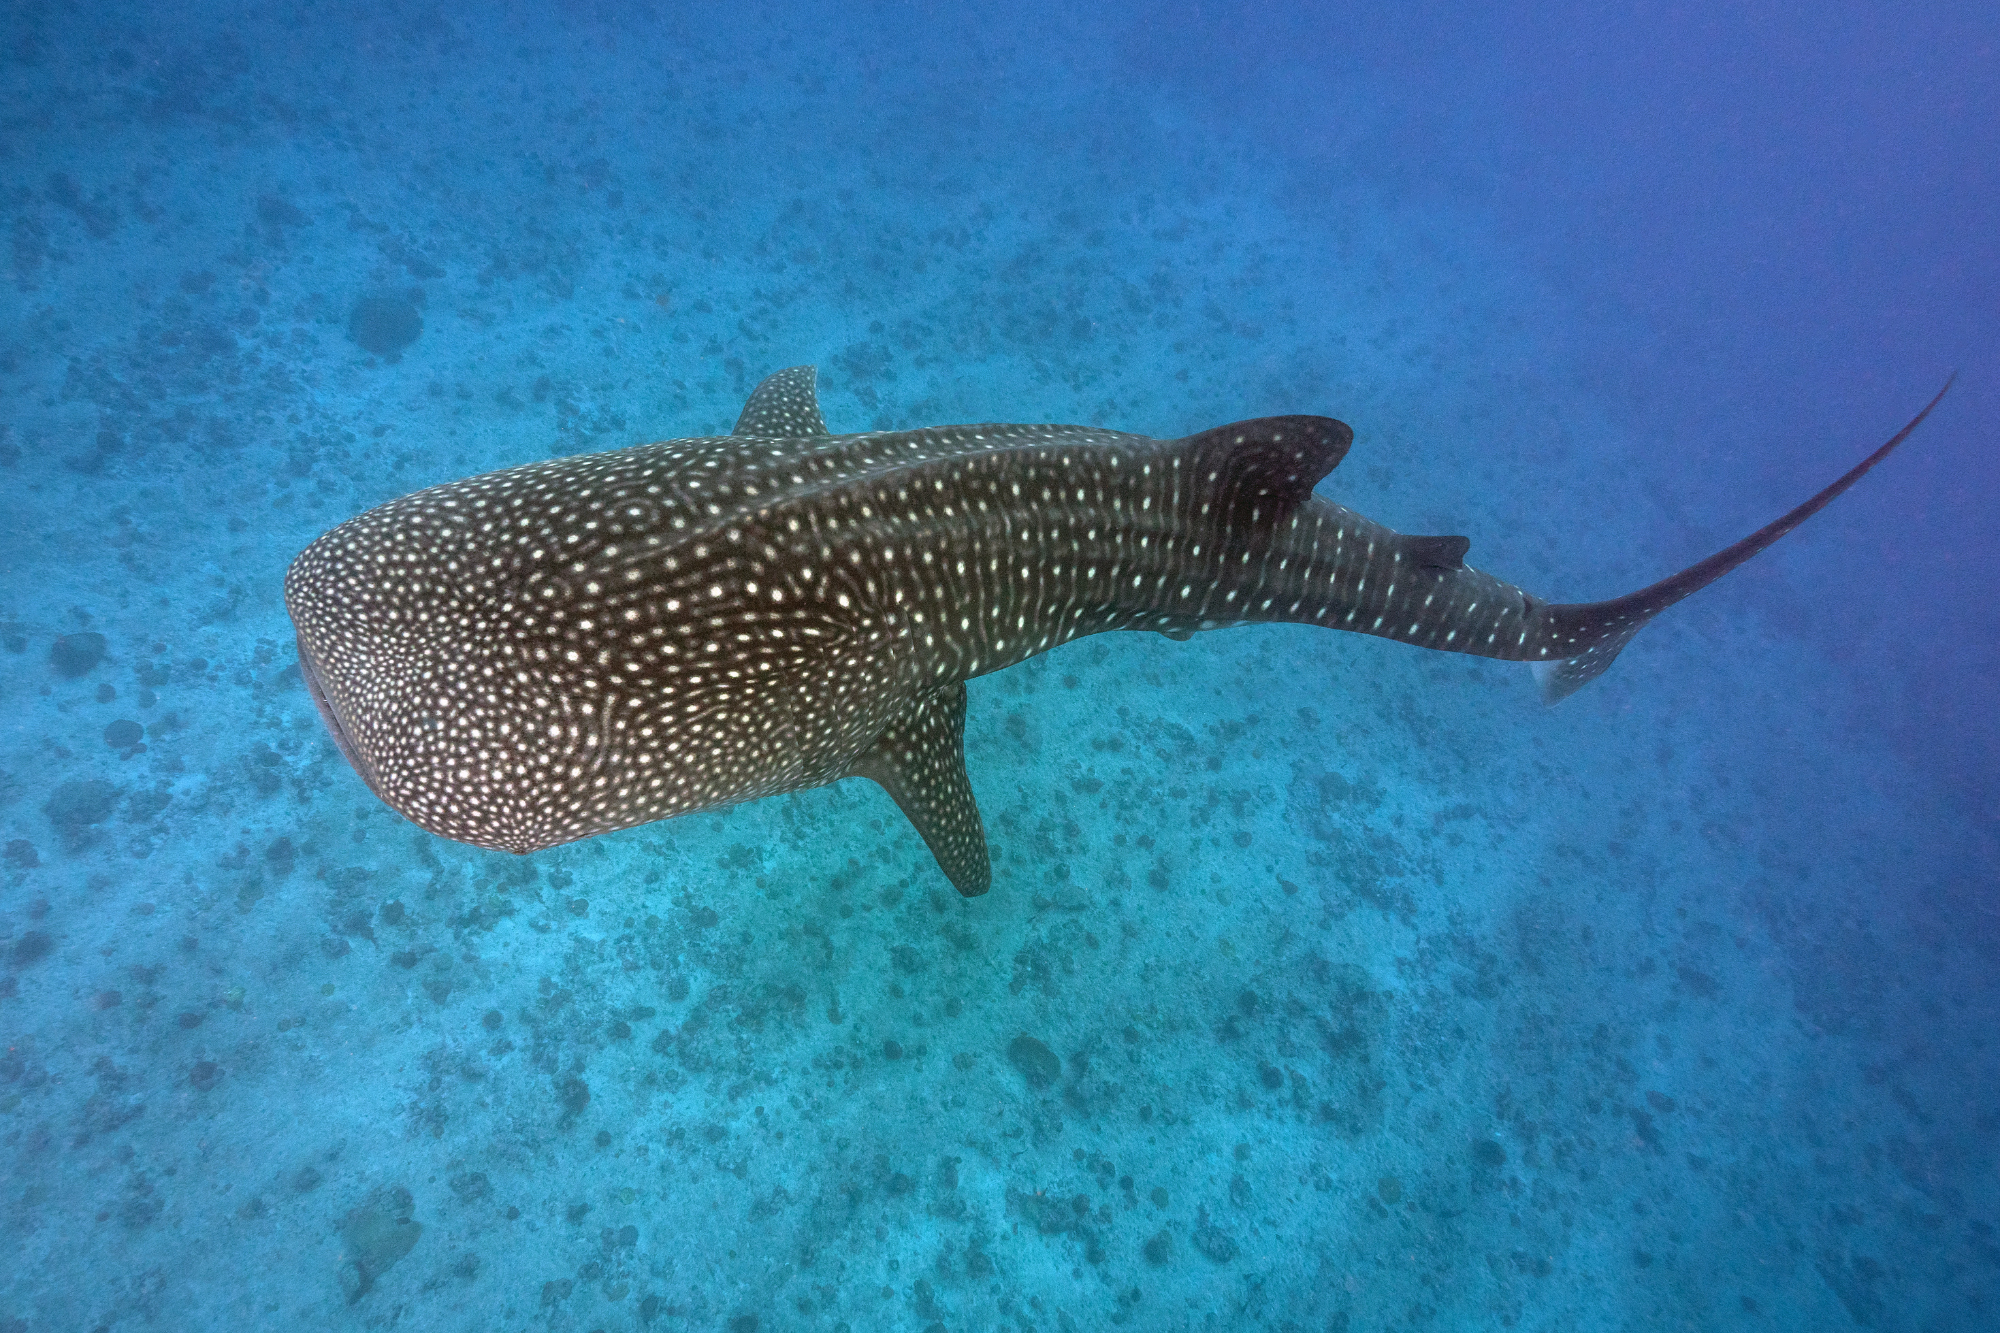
285, 367, 1946, 895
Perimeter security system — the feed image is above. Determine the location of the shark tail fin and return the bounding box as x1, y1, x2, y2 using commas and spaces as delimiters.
1531, 375, 1953, 705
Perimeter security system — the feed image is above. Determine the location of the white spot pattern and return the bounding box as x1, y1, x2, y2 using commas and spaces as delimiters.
291, 361, 1910, 884
284, 377, 1518, 861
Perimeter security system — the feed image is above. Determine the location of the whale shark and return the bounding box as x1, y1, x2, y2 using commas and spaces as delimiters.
285, 367, 1948, 895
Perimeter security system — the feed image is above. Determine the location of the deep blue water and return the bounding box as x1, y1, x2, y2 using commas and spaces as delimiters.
3, 2, 1996, 1330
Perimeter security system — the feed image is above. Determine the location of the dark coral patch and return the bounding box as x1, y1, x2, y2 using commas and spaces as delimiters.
50, 631, 106, 677
1007, 1033, 1061, 1089
348, 296, 422, 360
45, 779, 117, 835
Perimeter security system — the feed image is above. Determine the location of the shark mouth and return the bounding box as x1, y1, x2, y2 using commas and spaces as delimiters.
296, 633, 384, 800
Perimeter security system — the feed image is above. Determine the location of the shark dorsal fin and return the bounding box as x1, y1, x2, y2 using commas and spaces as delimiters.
735, 365, 831, 438
1178, 415, 1354, 522
1407, 535, 1470, 571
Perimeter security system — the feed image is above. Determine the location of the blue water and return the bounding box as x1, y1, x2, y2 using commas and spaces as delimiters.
3, 2, 1995, 1329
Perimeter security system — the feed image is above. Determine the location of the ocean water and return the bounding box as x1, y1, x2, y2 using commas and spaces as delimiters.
3, 2, 1995, 1330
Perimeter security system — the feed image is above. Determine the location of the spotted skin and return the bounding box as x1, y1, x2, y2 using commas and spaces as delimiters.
287, 367, 1948, 895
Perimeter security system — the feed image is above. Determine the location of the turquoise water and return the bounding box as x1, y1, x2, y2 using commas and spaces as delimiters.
3, 3, 1995, 1329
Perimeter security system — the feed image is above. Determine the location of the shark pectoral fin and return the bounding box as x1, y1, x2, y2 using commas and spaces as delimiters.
845, 681, 992, 897
1178, 415, 1354, 521
734, 365, 832, 438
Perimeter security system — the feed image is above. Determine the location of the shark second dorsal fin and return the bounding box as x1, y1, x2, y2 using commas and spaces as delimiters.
735, 365, 831, 438
1178, 415, 1354, 523
844, 681, 991, 897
